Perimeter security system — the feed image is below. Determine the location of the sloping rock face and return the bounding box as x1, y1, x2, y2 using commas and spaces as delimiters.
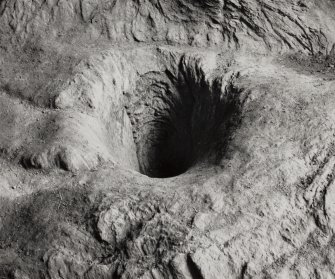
1, 0, 335, 52
1, 0, 335, 279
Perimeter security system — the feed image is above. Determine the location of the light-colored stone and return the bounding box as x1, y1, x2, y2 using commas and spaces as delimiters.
1, 0, 335, 278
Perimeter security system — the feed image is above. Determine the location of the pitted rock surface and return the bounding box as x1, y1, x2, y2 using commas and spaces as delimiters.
1, 0, 335, 278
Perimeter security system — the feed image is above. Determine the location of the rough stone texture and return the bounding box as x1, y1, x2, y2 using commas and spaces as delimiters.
1, 0, 335, 278
1, 0, 335, 52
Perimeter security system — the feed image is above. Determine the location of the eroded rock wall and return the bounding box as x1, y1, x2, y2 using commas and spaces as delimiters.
1, 0, 335, 53
1, 0, 335, 279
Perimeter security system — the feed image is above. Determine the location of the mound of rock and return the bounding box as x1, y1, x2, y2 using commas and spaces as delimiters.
1, 0, 335, 278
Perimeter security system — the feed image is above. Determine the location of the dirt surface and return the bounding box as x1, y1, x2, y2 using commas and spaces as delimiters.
1, 0, 335, 278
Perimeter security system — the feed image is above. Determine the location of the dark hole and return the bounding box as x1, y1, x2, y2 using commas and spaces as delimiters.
127, 70, 239, 179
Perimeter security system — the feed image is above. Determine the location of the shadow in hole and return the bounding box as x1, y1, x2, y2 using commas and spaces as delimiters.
134, 68, 241, 179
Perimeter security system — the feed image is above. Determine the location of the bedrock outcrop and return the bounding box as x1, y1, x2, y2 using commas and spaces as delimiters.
1, 0, 335, 279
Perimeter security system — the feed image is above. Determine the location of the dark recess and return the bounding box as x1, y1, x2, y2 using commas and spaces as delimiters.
129, 68, 240, 179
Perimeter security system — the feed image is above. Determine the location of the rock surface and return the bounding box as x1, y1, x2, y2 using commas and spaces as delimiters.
1, 0, 335, 278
